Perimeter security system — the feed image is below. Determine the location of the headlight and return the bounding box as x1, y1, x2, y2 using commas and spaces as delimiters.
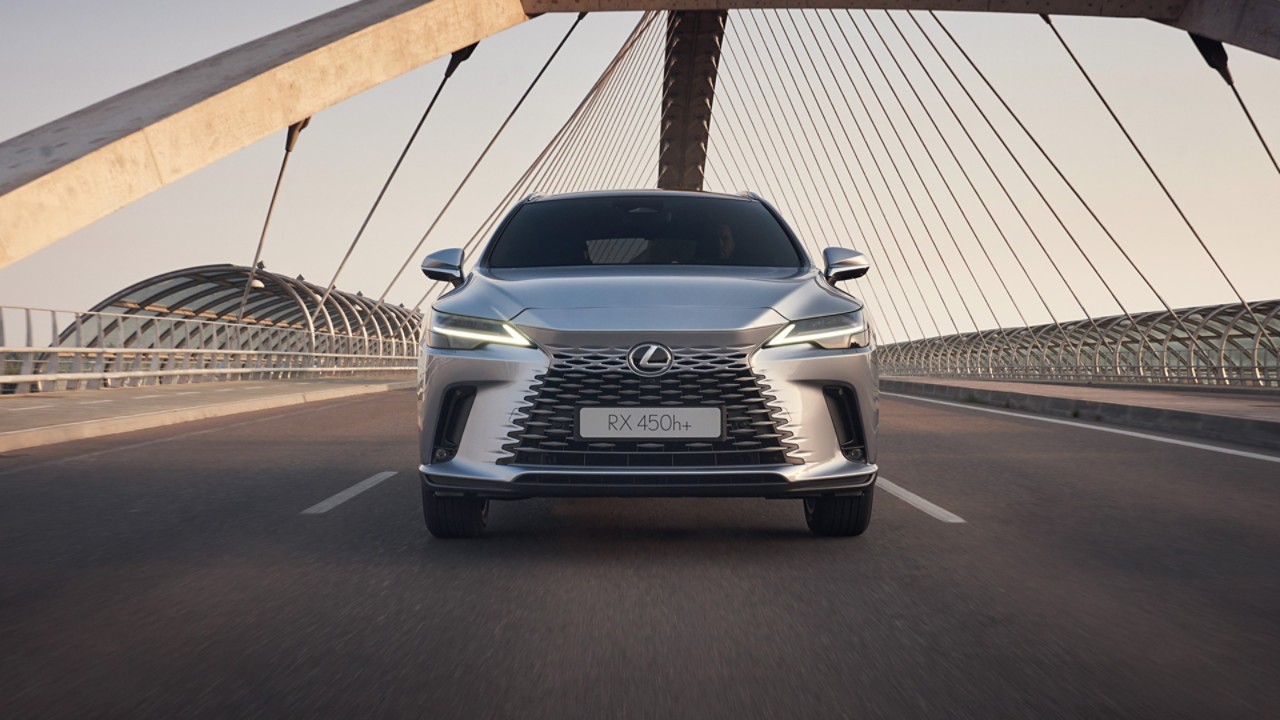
766, 310, 869, 350
428, 311, 532, 350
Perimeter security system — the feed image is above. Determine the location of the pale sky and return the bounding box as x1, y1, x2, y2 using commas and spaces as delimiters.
0, 2, 1277, 341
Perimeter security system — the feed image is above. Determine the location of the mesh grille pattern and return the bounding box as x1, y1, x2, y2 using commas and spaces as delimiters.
500, 345, 800, 467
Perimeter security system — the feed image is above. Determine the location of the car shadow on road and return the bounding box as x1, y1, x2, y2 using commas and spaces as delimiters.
405, 497, 887, 566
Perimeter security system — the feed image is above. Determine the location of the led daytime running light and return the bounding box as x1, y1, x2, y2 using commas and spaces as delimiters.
768, 323, 865, 347
435, 323, 531, 347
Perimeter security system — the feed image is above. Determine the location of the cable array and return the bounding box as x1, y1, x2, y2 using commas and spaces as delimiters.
268, 8, 1277, 383
696, 8, 1275, 379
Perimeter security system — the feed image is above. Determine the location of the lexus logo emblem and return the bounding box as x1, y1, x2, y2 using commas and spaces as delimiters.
626, 343, 674, 376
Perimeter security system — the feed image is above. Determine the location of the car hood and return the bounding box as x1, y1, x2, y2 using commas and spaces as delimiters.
432, 266, 861, 331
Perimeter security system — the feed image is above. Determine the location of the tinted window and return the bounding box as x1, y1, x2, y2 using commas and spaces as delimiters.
485, 195, 804, 268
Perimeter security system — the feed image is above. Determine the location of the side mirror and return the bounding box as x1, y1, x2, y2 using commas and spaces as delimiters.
823, 247, 870, 284
421, 248, 465, 287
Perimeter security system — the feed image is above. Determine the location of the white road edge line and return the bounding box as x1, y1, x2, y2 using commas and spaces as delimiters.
878, 477, 966, 524
301, 471, 398, 515
883, 392, 1280, 465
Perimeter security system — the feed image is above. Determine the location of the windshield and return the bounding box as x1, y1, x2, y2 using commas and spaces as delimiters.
484, 195, 805, 269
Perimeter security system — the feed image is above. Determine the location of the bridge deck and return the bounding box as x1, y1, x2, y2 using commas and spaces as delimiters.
0, 389, 1276, 718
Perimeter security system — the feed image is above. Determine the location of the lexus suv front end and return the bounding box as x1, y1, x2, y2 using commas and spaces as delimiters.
416, 190, 879, 537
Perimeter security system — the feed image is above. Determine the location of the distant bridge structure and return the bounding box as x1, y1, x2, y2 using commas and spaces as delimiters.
0, 1, 1275, 266
1, 1, 1278, 389
1, 265, 418, 393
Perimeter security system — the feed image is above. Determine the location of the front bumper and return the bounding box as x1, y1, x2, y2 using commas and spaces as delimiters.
422, 466, 877, 499
417, 330, 879, 498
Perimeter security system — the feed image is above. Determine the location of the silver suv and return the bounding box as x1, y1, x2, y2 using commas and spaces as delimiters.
416, 190, 878, 537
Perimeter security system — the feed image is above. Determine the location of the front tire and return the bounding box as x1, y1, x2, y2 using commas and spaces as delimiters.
804, 487, 874, 537
422, 484, 488, 538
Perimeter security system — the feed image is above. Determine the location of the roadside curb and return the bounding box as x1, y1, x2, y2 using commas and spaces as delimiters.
0, 381, 415, 454
881, 378, 1280, 452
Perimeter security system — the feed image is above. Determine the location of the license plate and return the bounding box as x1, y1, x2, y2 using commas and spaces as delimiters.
578, 407, 723, 440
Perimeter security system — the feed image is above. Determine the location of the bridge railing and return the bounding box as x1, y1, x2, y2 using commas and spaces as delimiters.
0, 305, 419, 394
878, 300, 1280, 389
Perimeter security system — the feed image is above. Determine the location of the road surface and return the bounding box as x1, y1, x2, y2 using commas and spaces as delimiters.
1, 389, 1277, 718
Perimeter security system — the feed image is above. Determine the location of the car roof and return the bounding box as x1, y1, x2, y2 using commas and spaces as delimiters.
525, 189, 756, 204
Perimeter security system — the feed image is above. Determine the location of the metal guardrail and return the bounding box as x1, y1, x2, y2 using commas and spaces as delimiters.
9, 299, 1279, 393
1, 306, 418, 394
878, 299, 1280, 389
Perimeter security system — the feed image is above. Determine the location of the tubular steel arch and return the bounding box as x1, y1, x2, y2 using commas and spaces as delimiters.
0, 265, 420, 393
878, 299, 1280, 387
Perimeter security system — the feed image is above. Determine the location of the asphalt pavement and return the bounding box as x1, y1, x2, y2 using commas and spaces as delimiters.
1, 389, 1277, 719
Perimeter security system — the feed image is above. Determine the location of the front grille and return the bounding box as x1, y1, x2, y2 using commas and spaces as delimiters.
500, 345, 800, 467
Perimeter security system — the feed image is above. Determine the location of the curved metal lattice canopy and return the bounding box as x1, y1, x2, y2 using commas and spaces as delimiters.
879, 299, 1280, 386
82, 264, 421, 342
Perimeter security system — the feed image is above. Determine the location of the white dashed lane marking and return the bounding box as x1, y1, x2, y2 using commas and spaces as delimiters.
300, 471, 399, 515
878, 477, 966, 524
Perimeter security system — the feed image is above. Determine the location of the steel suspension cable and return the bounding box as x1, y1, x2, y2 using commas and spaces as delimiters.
874, 16, 1066, 365
238, 118, 309, 321
601, 20, 668, 189
891, 11, 1071, 342
738, 13, 850, 252
407, 13, 656, 316
374, 12, 588, 312
311, 46, 475, 321
492, 14, 657, 227
720, 21, 831, 250
530, 31, 630, 195
706, 25, 787, 204
715, 51, 832, 268
861, 11, 1034, 335
622, 60, 664, 190
789, 9, 934, 341
827, 10, 972, 338
534, 81, 609, 193
555, 13, 664, 192
550, 20, 652, 192
763, 10, 913, 342
724, 20, 851, 269
915, 12, 1160, 368
870, 11, 1068, 361
1037, 15, 1275, 358
844, 9, 1085, 338
842, 11, 1008, 349
807, 10, 948, 339
538, 83, 612, 194
716, 75, 832, 275
703, 24, 901, 345
1229, 85, 1280, 177
716, 20, 906, 348
786, 10, 925, 342
1188, 32, 1280, 177
616, 11, 668, 189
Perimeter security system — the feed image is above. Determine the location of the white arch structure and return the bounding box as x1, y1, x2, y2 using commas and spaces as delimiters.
0, 0, 1273, 269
